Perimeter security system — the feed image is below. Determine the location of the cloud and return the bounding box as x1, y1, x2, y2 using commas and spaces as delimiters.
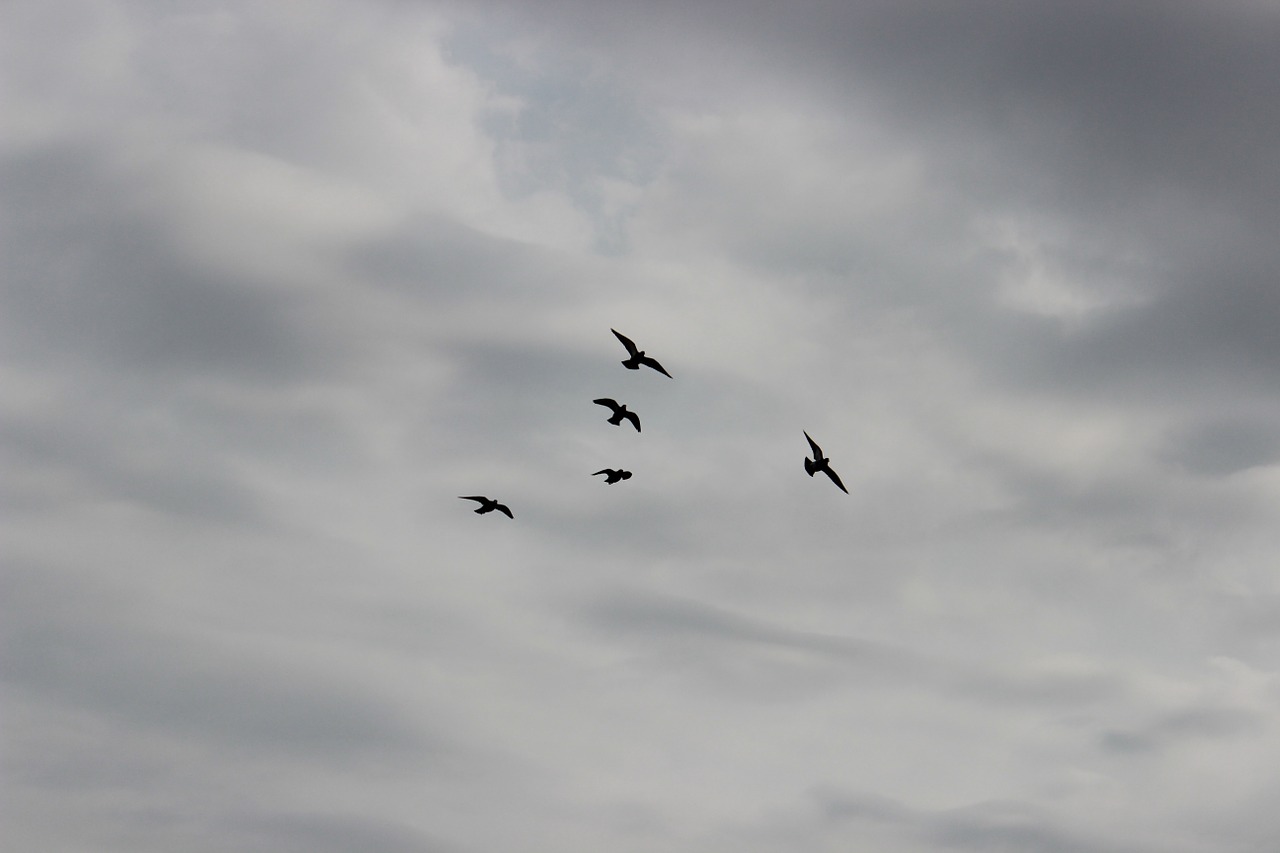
7, 1, 1280, 851
0, 141, 341, 384
2, 559, 431, 762
211, 810, 455, 853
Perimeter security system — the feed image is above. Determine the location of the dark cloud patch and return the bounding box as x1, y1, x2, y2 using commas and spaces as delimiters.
434, 337, 613, 454
0, 405, 267, 523
580, 588, 1127, 711
997, 226, 1280, 406
455, 0, 1280, 211
1100, 704, 1265, 759
1, 559, 431, 763
817, 789, 914, 824
0, 142, 336, 384
1161, 418, 1280, 478
1158, 706, 1264, 739
718, 0, 1280, 230
1213, 593, 1280, 646
816, 788, 1139, 853
346, 212, 580, 305
1098, 730, 1157, 756
979, 459, 1175, 546
952, 663, 1123, 709
583, 587, 918, 670
214, 810, 455, 853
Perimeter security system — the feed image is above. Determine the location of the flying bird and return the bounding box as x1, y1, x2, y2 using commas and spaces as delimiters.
593, 468, 633, 484
611, 329, 672, 378
593, 398, 641, 432
458, 496, 514, 518
803, 431, 848, 494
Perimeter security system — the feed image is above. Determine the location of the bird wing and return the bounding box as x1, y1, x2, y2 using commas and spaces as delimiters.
803, 431, 823, 459
593, 469, 610, 476
611, 328, 640, 357
623, 410, 641, 432
495, 503, 514, 518
593, 398, 620, 411
459, 495, 489, 504
638, 354, 672, 378
822, 466, 849, 494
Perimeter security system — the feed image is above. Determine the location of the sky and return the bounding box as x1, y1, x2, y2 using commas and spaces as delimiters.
4, 1, 1280, 850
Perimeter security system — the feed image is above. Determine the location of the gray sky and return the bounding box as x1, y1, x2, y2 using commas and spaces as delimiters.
5, 1, 1280, 850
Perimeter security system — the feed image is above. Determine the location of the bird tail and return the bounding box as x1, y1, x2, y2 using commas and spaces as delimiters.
804, 457, 817, 476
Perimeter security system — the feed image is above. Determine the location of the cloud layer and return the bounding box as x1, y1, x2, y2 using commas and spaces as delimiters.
5, 1, 1280, 851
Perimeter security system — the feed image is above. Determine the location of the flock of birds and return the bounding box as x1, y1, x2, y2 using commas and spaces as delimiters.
459, 329, 846, 519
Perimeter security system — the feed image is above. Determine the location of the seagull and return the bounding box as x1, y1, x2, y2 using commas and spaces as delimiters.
803, 431, 848, 494
593, 398, 641, 432
611, 329, 672, 378
458, 496, 514, 518
593, 468, 633, 484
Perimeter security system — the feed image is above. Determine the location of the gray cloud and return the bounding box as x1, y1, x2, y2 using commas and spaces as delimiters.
580, 588, 1128, 711
0, 142, 337, 384
212, 810, 457, 853
1100, 705, 1267, 757
815, 788, 1160, 853
7, 1, 1280, 851
2, 560, 431, 762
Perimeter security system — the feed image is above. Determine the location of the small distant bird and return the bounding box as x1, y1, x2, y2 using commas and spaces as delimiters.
611, 329, 672, 378
458, 496, 514, 518
593, 468, 633, 484
803, 431, 848, 494
593, 398, 641, 432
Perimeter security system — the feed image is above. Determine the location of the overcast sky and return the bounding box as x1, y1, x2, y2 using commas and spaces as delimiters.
5, 1, 1280, 851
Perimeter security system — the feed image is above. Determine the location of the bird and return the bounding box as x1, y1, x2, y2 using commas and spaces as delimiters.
593, 398, 641, 432
593, 468, 633, 484
611, 329, 672, 378
458, 496, 514, 517
803, 431, 848, 494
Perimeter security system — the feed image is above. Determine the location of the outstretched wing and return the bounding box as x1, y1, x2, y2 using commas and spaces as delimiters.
494, 503, 514, 518
822, 466, 849, 494
611, 328, 640, 357
638, 354, 672, 378
593, 469, 611, 476
803, 431, 823, 459
622, 410, 641, 432
458, 495, 489, 504
593, 397, 620, 411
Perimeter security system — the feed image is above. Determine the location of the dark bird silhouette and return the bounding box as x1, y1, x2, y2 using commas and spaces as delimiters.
803, 431, 848, 494
593, 468, 633, 484
593, 398, 641, 432
611, 329, 672, 378
458, 496, 514, 517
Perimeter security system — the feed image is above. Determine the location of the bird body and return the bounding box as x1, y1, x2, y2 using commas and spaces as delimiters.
458, 496, 514, 517
803, 431, 848, 494
593, 468, 633, 484
593, 398, 641, 432
611, 329, 672, 378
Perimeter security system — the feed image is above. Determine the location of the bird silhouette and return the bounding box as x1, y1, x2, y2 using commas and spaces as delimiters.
611, 329, 672, 378
803, 431, 847, 494
593, 398, 641, 432
593, 468, 633, 484
458, 496, 514, 517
